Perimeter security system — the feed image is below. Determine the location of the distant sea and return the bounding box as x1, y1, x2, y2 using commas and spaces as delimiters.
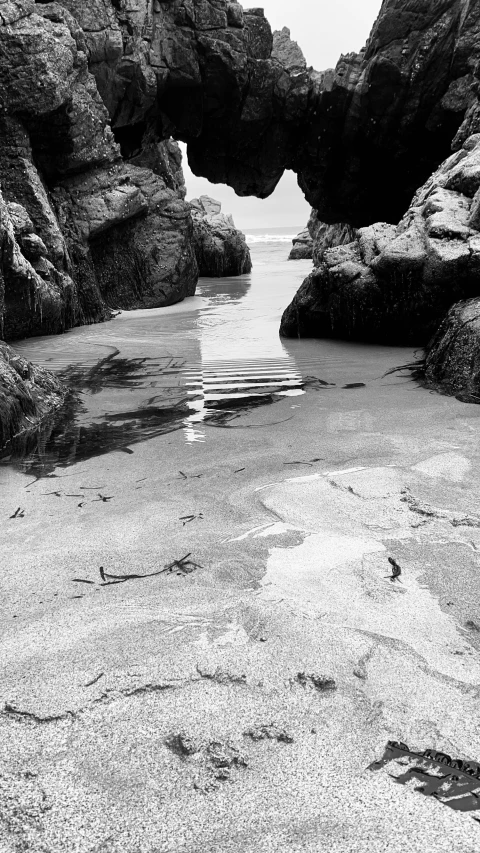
244, 225, 303, 244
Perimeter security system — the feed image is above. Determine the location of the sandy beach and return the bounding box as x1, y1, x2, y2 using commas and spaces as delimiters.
2, 261, 480, 850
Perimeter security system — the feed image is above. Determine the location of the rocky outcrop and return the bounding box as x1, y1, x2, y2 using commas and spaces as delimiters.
425, 299, 480, 401
272, 27, 306, 76
3, 0, 480, 379
288, 229, 313, 260
0, 1, 198, 342
308, 214, 357, 266
0, 342, 65, 449
281, 134, 480, 345
289, 212, 356, 262
295, 0, 480, 227
190, 195, 251, 277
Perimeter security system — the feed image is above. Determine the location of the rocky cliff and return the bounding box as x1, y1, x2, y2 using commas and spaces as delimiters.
279, 0, 480, 391
281, 134, 480, 344
190, 195, 251, 277
4, 0, 478, 345
3, 0, 480, 430
0, 1, 315, 346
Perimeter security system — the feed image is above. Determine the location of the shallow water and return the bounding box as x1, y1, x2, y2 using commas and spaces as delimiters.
1, 241, 421, 476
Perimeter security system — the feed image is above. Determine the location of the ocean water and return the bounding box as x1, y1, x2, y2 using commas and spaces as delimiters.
1, 233, 421, 473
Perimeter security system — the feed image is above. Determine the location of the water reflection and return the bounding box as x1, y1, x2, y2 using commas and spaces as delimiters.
1, 244, 421, 476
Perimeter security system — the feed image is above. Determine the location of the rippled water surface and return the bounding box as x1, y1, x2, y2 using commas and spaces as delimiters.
1, 241, 421, 475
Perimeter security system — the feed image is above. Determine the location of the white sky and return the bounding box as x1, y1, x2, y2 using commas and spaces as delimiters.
182, 0, 383, 230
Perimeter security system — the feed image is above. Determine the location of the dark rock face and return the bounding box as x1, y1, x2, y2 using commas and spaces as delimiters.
288, 229, 313, 260
2, 0, 480, 408
281, 135, 480, 345
0, 342, 65, 450
190, 196, 251, 277
295, 0, 480, 227
0, 1, 198, 341
289, 213, 357, 261
309, 213, 357, 266
425, 299, 480, 401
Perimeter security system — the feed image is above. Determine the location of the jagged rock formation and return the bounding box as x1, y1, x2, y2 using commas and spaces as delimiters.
2, 0, 480, 410
281, 134, 480, 344
308, 213, 357, 266
288, 228, 313, 260
289, 212, 356, 262
295, 0, 480, 227
2, 1, 479, 338
0, 342, 65, 450
0, 1, 198, 343
190, 195, 251, 277
425, 299, 480, 401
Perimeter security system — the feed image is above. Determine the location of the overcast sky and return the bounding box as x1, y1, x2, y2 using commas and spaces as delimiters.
181, 0, 383, 231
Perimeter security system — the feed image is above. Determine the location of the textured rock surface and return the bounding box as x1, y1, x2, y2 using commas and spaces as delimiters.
288, 228, 313, 260
190, 195, 251, 277
425, 299, 480, 401
290, 213, 357, 262
309, 213, 357, 266
0, 341, 65, 449
0, 187, 76, 341
296, 0, 480, 226
281, 134, 480, 345
0, 2, 198, 341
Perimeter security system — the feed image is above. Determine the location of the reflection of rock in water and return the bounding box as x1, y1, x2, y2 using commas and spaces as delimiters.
0, 353, 192, 477
0, 390, 192, 479
0, 352, 304, 475
197, 274, 252, 303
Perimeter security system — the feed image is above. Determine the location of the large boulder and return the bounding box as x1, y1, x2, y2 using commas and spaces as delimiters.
0, 341, 65, 450
288, 228, 313, 260
190, 195, 252, 277
425, 299, 480, 401
281, 134, 480, 345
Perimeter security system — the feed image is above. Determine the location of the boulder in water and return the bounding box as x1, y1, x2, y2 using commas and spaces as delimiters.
289, 229, 313, 260
190, 197, 252, 277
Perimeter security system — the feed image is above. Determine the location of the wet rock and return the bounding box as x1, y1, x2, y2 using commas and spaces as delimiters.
288, 228, 313, 260
3, 0, 480, 351
0, 3, 198, 340
0, 188, 76, 340
309, 214, 358, 266
425, 298, 480, 399
190, 196, 252, 277
56, 162, 198, 309
281, 135, 480, 345
0, 341, 65, 450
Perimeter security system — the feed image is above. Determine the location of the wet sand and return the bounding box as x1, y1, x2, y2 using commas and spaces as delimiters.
2, 247, 480, 851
